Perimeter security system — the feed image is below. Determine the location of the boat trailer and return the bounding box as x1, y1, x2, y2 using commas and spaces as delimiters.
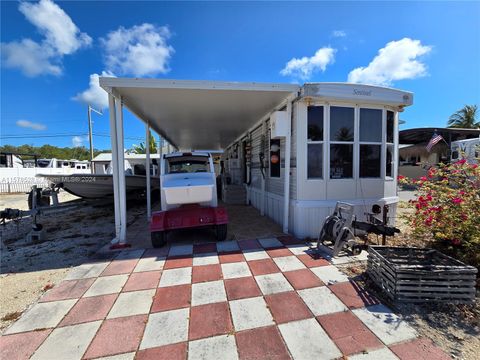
317, 202, 400, 257
1, 185, 80, 243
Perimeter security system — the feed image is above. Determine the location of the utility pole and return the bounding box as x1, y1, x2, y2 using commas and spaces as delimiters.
87, 105, 103, 173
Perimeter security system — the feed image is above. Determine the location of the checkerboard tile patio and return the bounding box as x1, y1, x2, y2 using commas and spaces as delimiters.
1, 238, 449, 359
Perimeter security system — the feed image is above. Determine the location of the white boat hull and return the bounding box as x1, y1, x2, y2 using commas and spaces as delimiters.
39, 174, 160, 199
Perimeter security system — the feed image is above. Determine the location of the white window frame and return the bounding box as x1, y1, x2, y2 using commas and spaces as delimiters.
329, 104, 356, 180
358, 107, 384, 179
306, 104, 326, 179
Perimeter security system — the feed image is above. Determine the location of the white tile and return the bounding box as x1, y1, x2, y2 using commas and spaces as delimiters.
5, 299, 77, 334
133, 256, 165, 272
64, 261, 109, 280
298, 286, 347, 316
349, 347, 399, 360
169, 244, 193, 257
353, 305, 417, 345
255, 273, 293, 295
140, 308, 189, 349
31, 321, 101, 360
188, 334, 238, 360
258, 238, 283, 249
191, 280, 227, 306
159, 267, 192, 287
311, 265, 349, 284
92, 353, 136, 360
242, 249, 269, 261
272, 256, 306, 272
83, 274, 129, 297
107, 289, 155, 318
193, 252, 219, 266
221, 262, 251, 279
217, 240, 240, 253
279, 318, 341, 360
230, 296, 274, 331
115, 249, 145, 260
286, 244, 311, 256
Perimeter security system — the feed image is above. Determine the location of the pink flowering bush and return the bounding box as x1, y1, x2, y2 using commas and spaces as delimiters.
399, 159, 480, 269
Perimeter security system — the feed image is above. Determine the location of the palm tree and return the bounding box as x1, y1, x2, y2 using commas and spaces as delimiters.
131, 131, 158, 154
447, 105, 479, 129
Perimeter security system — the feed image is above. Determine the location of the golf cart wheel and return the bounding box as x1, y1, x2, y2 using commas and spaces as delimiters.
216, 224, 227, 241
351, 245, 362, 256
151, 231, 166, 248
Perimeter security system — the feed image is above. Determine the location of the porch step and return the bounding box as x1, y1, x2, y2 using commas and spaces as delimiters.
223, 185, 246, 205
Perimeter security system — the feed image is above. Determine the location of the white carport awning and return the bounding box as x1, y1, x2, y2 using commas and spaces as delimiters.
99, 78, 300, 150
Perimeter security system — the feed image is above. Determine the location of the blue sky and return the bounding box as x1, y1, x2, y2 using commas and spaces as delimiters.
1, 1, 479, 150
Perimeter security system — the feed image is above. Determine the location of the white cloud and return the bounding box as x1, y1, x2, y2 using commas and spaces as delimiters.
1, 39, 60, 77
347, 38, 432, 86
101, 23, 174, 77
72, 136, 88, 147
280, 47, 336, 80
1, 0, 91, 77
73, 71, 115, 110
332, 30, 346, 38
19, 0, 91, 55
16, 119, 47, 131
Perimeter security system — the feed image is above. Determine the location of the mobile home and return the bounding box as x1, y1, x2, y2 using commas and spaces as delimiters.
99, 78, 412, 243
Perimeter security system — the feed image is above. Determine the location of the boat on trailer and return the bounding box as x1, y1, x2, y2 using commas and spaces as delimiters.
38, 160, 159, 199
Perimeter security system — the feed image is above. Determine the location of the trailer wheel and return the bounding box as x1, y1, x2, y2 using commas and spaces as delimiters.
151, 231, 166, 248
27, 189, 50, 210
216, 224, 227, 242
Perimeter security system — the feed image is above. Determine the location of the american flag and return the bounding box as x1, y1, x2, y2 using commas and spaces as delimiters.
426, 133, 443, 152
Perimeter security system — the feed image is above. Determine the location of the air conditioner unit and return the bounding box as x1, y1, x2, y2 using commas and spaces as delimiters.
270, 111, 288, 138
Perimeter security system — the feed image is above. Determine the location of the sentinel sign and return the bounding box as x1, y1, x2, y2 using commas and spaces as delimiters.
353, 88, 372, 96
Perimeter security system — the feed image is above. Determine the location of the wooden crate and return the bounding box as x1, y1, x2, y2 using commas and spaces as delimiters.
367, 246, 477, 303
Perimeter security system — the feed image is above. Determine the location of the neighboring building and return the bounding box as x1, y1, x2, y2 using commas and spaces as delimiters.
92, 153, 161, 175
398, 127, 480, 178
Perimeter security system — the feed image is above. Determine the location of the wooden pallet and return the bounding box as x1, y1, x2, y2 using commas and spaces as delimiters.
367, 246, 477, 304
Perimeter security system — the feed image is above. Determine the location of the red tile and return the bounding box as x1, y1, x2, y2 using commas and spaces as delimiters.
219, 251, 245, 263
84, 314, 147, 358
266, 247, 293, 258
193, 243, 217, 254
136, 342, 187, 360
278, 235, 304, 245
265, 291, 312, 324
39, 278, 95, 302
297, 254, 329, 268
192, 264, 222, 283
189, 302, 233, 340
328, 281, 379, 309
0, 329, 52, 360
123, 271, 161, 292
164, 256, 193, 269
59, 294, 117, 326
248, 259, 280, 276
317, 311, 382, 356
283, 269, 324, 290
390, 338, 451, 360
224, 277, 262, 300
236, 326, 291, 360
101, 259, 138, 276
238, 239, 261, 250
151, 284, 191, 312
